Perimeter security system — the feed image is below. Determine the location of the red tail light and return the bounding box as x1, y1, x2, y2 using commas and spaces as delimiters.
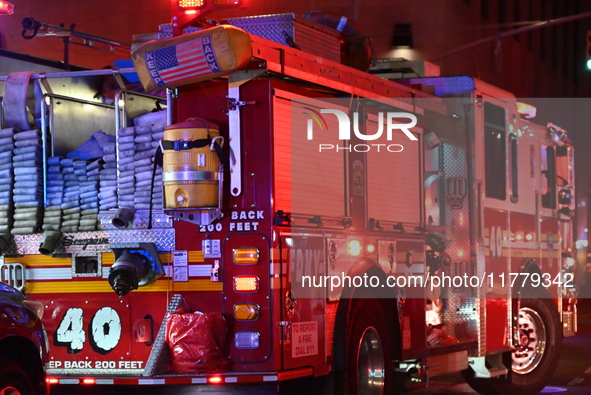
234, 275, 259, 292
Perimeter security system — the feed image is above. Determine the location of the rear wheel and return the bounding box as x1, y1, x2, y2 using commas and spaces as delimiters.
462, 298, 561, 394
341, 299, 393, 395
0, 360, 36, 395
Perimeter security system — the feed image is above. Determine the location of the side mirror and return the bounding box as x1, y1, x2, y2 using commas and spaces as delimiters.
558, 207, 573, 222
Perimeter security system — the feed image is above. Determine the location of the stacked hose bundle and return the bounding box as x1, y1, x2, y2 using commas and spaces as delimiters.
117, 126, 136, 210
12, 130, 43, 235
43, 156, 64, 232
60, 158, 80, 233
79, 159, 99, 231
0, 128, 15, 234
132, 122, 164, 209
99, 143, 117, 211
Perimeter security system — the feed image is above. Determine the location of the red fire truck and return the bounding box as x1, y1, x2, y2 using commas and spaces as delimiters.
0, 2, 577, 394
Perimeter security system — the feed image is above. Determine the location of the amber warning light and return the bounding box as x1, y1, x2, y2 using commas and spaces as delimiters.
0, 1, 14, 15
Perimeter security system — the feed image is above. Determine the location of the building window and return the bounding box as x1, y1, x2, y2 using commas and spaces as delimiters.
484, 102, 506, 200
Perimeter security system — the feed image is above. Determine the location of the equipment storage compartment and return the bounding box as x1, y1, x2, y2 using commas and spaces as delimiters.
158, 13, 341, 63
226, 14, 341, 63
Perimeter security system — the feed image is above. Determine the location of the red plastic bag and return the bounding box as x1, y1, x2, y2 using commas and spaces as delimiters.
166, 311, 229, 374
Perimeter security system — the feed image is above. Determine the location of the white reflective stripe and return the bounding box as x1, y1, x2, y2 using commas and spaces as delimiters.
225, 377, 238, 383
263, 375, 278, 382
138, 379, 166, 385
189, 265, 212, 277
59, 379, 79, 384
95, 379, 115, 385
270, 263, 280, 275
164, 265, 211, 277
192, 378, 207, 384
28, 267, 72, 280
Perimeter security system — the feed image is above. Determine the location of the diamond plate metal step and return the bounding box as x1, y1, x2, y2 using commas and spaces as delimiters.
143, 294, 184, 376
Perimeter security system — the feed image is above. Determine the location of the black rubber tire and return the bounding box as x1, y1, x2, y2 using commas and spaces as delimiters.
462, 298, 561, 395
0, 360, 37, 395
339, 298, 393, 395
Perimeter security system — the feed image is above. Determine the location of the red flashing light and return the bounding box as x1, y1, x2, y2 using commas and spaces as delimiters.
82, 378, 96, 385
47, 378, 59, 385
0, 1, 14, 15
234, 275, 259, 292
208, 376, 223, 384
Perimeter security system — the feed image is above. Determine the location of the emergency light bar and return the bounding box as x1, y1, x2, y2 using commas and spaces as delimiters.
0, 1, 14, 15
172, 0, 249, 35
176, 0, 245, 11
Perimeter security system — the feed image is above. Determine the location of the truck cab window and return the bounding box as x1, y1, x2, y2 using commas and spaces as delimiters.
484, 102, 506, 200
541, 145, 557, 209
510, 135, 518, 202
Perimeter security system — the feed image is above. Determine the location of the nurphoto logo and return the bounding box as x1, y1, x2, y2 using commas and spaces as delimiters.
305, 108, 418, 153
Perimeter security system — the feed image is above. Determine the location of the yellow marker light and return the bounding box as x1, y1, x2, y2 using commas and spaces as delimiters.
349, 240, 361, 256
234, 304, 260, 320
234, 275, 259, 292
178, 0, 205, 9
233, 247, 260, 264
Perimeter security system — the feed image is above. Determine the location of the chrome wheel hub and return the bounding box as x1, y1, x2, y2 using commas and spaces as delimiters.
513, 306, 547, 374
357, 326, 385, 395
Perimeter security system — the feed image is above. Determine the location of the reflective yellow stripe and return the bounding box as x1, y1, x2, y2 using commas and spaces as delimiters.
25, 278, 222, 294
5, 256, 71, 267
188, 251, 205, 262
26, 281, 115, 294
102, 253, 173, 265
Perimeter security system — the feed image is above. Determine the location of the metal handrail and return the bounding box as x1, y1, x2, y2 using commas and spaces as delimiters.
0, 67, 137, 81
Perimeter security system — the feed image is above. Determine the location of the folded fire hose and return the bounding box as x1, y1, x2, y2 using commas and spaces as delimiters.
2, 71, 43, 131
